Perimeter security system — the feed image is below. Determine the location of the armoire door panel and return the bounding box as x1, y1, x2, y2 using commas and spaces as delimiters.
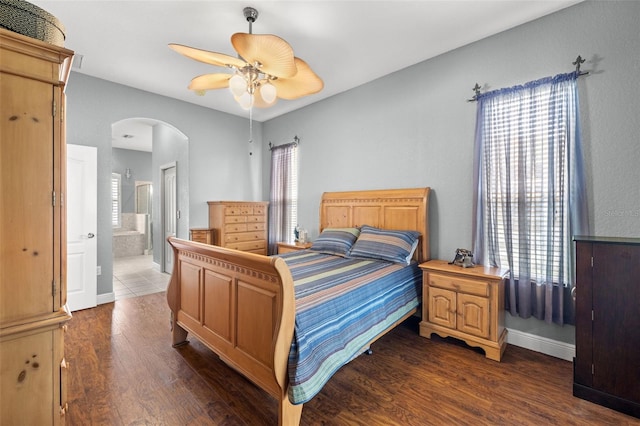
591, 243, 640, 403
0, 73, 56, 323
574, 237, 640, 418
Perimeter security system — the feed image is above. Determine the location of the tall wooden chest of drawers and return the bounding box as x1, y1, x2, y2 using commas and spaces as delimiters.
207, 201, 269, 255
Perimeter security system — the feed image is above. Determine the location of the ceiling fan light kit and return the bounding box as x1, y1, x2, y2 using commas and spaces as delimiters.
169, 6, 323, 110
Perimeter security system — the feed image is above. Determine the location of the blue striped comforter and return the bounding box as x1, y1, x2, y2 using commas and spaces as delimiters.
278, 251, 422, 404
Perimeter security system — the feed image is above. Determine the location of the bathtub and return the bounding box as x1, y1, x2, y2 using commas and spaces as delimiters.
113, 229, 146, 258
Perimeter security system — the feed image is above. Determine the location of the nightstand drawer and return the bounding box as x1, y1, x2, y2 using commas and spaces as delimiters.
428, 273, 489, 297
277, 241, 312, 254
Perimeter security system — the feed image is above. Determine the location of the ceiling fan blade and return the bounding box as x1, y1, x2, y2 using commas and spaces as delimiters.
272, 57, 323, 100
231, 33, 297, 78
188, 73, 231, 91
169, 43, 246, 69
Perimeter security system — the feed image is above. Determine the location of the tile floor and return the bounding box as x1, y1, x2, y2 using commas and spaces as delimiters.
113, 254, 171, 301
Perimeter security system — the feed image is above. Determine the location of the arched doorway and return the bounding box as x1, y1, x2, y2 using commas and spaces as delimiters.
111, 118, 188, 300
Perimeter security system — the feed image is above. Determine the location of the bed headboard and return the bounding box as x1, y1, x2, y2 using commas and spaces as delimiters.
319, 187, 431, 263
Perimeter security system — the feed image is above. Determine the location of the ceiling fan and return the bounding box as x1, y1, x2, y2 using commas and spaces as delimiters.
169, 6, 323, 110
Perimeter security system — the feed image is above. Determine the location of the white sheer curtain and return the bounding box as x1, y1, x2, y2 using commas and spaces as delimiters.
472, 72, 588, 325
268, 142, 298, 255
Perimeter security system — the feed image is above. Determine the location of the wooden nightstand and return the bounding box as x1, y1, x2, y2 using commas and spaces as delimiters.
419, 260, 509, 361
277, 241, 312, 254
190, 227, 215, 245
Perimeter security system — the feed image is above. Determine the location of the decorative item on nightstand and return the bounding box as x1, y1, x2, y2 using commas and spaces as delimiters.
298, 228, 308, 243
419, 260, 509, 361
449, 248, 475, 268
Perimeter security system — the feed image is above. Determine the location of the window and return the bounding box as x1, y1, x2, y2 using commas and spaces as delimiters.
111, 172, 121, 227
472, 72, 587, 325
482, 91, 567, 283
268, 143, 298, 254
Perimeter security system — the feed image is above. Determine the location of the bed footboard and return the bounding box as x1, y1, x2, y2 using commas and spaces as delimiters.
166, 237, 301, 425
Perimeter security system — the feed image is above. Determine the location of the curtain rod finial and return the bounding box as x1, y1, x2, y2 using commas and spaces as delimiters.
573, 55, 589, 76
468, 83, 482, 102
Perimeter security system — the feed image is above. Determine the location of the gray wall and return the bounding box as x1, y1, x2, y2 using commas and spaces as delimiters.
65, 74, 264, 296
65, 1, 639, 344
262, 1, 640, 343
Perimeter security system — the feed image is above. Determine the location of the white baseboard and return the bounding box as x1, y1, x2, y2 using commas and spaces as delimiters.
97, 292, 115, 305
507, 328, 575, 361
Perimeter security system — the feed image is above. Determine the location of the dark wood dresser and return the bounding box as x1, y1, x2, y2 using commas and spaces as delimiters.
573, 236, 640, 418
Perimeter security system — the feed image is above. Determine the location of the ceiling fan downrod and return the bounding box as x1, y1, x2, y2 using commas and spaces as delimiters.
243, 7, 258, 34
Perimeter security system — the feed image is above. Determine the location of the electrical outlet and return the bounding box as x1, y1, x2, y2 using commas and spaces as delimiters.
96, 266, 102, 276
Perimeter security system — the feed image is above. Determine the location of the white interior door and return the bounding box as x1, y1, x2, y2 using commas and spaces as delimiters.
66, 144, 97, 311
162, 165, 177, 273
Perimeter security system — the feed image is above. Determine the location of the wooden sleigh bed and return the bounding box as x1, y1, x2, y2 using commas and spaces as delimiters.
166, 187, 431, 425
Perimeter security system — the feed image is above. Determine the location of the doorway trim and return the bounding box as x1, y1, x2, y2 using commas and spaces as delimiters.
160, 161, 177, 273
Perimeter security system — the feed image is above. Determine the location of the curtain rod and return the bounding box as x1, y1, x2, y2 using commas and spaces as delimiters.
269, 135, 300, 150
467, 55, 589, 102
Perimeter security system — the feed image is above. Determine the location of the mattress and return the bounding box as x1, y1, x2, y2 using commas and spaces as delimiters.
279, 250, 422, 404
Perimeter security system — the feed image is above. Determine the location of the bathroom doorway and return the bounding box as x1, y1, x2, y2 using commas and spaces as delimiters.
112, 118, 188, 300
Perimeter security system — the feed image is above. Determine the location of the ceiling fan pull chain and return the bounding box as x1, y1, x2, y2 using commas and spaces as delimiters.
248, 103, 253, 156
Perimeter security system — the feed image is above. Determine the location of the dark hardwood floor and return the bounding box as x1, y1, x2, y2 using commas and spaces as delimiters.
65, 292, 639, 425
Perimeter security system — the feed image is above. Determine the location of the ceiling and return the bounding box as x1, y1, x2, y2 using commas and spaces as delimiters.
30, 0, 581, 150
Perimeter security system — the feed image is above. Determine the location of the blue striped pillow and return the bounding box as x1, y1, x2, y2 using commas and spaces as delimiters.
348, 225, 420, 264
309, 227, 360, 257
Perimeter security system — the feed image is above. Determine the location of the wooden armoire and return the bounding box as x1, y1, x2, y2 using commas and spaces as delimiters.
574, 236, 640, 418
0, 28, 74, 424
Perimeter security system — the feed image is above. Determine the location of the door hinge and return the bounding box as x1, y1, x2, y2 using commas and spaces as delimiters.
591, 364, 594, 375
53, 100, 57, 117
591, 310, 594, 321
52, 279, 57, 297
61, 104, 65, 122
52, 191, 56, 207
591, 256, 593, 267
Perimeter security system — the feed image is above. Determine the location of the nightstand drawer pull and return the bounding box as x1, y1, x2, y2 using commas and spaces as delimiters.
429, 273, 489, 297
